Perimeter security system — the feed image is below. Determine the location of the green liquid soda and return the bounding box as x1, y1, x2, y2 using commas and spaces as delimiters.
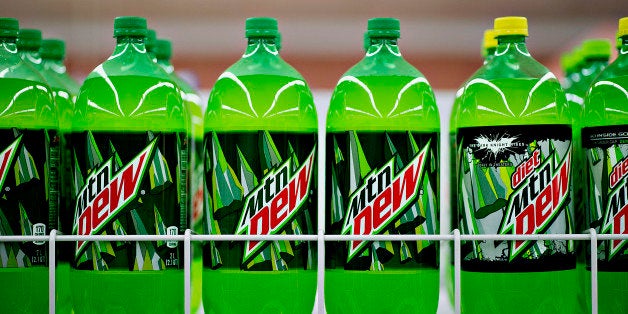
582, 28, 628, 313
0, 19, 58, 313
70, 17, 188, 314
326, 18, 440, 314
202, 18, 318, 314
453, 17, 584, 314
154, 38, 205, 314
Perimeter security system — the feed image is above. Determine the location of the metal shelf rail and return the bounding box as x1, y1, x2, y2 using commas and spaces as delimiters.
1, 230, 627, 314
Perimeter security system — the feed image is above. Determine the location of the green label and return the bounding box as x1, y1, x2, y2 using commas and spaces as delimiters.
0, 128, 58, 267
203, 131, 317, 271
583, 125, 628, 269
70, 131, 187, 271
326, 131, 438, 270
457, 125, 575, 269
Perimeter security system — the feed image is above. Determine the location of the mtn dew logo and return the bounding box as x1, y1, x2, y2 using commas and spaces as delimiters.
236, 147, 315, 263
0, 136, 22, 190
73, 139, 157, 257
342, 142, 429, 261
603, 156, 628, 259
500, 147, 571, 261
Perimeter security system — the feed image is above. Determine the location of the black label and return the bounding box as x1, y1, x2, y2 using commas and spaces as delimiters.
70, 131, 187, 271
203, 131, 317, 271
325, 131, 439, 270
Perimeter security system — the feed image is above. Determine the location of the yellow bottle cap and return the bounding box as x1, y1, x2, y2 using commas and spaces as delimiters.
493, 16, 528, 37
618, 17, 628, 38
483, 29, 498, 50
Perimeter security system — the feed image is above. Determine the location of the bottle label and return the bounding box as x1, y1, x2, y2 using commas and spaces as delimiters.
71, 131, 187, 271
457, 125, 574, 268
583, 125, 628, 268
0, 128, 58, 267
203, 131, 317, 271
326, 131, 439, 270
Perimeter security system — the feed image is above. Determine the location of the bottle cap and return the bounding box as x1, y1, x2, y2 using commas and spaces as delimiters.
113, 16, 147, 37
618, 17, 628, 38
493, 16, 528, 37
154, 38, 171, 60
580, 39, 611, 60
146, 29, 157, 52
276, 32, 282, 51
0, 18, 19, 37
367, 17, 400, 39
482, 29, 498, 56
245, 17, 278, 38
40, 38, 65, 59
18, 28, 42, 50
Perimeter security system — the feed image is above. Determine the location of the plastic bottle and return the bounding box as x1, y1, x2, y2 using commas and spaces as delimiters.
454, 17, 582, 314
153, 37, 205, 314
325, 18, 440, 313
582, 17, 628, 314
202, 17, 318, 314
40, 37, 79, 314
70, 16, 187, 313
0, 17, 59, 313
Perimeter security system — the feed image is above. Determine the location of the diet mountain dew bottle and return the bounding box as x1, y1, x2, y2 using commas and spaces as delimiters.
70, 16, 188, 313
582, 17, 628, 314
203, 17, 317, 313
454, 17, 583, 313
326, 18, 440, 313
451, 29, 498, 237
0, 17, 59, 313
153, 37, 205, 314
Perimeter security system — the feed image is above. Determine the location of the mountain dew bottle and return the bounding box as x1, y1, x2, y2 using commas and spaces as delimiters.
582, 17, 628, 314
153, 37, 205, 314
203, 17, 317, 313
451, 29, 498, 236
454, 17, 583, 313
0, 18, 59, 313
70, 16, 188, 313
326, 18, 440, 313
40, 39, 80, 97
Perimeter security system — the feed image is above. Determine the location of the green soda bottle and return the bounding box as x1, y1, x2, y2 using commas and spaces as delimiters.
70, 16, 187, 313
40, 37, 79, 314
326, 18, 440, 313
153, 37, 205, 314
582, 17, 628, 314
0, 17, 59, 313
203, 17, 317, 313
455, 17, 583, 313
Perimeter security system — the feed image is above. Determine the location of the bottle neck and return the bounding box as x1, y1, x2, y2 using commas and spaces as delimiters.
113, 36, 147, 54
619, 37, 628, 56
365, 37, 401, 57
495, 35, 530, 56
0, 36, 18, 55
243, 37, 279, 57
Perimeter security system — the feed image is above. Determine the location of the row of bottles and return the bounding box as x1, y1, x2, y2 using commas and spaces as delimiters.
0, 14, 626, 314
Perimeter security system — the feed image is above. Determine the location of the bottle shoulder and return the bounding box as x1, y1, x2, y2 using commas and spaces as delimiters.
0, 77, 57, 128
582, 57, 628, 127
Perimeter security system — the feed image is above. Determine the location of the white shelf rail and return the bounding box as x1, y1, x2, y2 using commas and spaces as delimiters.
1, 230, 627, 314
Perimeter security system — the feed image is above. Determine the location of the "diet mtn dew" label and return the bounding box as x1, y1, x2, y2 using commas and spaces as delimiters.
457, 125, 575, 271
0, 129, 58, 268
71, 131, 187, 271
583, 125, 628, 270
326, 131, 439, 270
203, 131, 316, 271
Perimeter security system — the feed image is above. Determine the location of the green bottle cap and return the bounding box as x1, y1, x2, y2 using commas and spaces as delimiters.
559, 51, 573, 73
17, 28, 42, 50
571, 46, 583, 69
366, 17, 400, 39
146, 29, 157, 52
363, 31, 369, 51
154, 38, 171, 60
0, 17, 19, 37
40, 38, 65, 59
113, 16, 147, 37
580, 39, 611, 60
276, 32, 282, 51
493, 16, 528, 37
245, 17, 278, 38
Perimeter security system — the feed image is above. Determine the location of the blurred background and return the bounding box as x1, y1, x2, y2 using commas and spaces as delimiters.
0, 0, 622, 91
